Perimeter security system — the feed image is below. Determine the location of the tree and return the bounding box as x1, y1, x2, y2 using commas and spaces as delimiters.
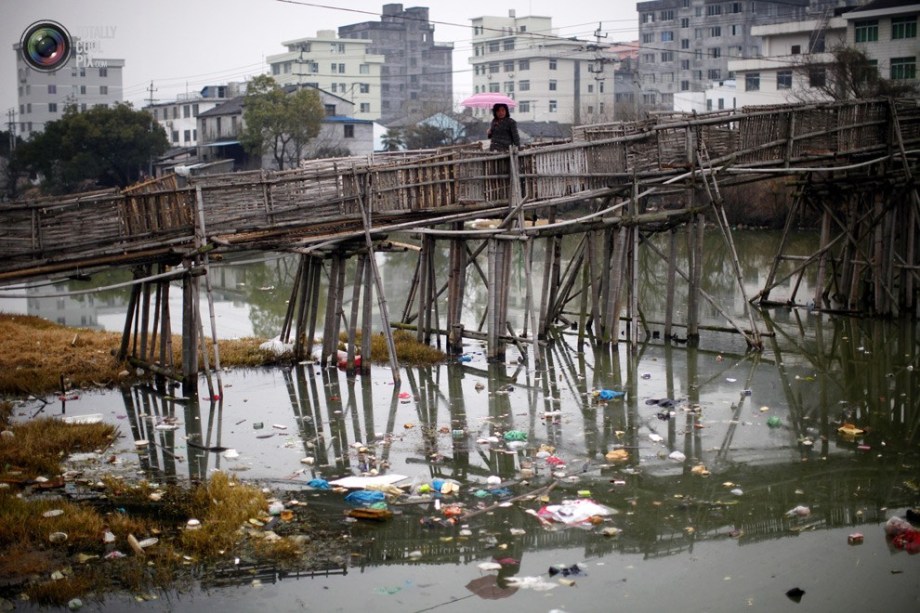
402, 124, 453, 150
796, 46, 917, 102
240, 75, 325, 170
13, 103, 168, 194
380, 128, 404, 152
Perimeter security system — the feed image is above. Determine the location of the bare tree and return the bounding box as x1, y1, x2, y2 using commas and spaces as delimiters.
793, 45, 917, 103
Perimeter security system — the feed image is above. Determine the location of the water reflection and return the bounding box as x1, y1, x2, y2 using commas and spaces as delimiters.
105, 307, 919, 575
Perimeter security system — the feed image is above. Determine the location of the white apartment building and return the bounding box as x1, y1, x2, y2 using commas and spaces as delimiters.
145, 84, 244, 148
13, 41, 124, 138
266, 30, 385, 121
469, 11, 620, 125
728, 0, 920, 108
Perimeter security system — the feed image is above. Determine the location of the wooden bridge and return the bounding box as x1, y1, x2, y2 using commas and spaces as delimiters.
1, 97, 919, 390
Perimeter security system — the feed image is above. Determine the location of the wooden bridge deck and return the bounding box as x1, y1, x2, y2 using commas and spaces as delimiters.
2, 98, 918, 283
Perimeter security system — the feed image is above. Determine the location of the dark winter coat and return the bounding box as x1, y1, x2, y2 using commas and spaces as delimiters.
487, 103, 520, 152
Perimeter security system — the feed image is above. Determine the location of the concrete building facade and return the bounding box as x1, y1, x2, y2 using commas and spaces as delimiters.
338, 3, 454, 124
729, 0, 920, 107
145, 83, 244, 148
469, 11, 621, 125
634, 0, 816, 111
12, 41, 124, 138
266, 30, 385, 121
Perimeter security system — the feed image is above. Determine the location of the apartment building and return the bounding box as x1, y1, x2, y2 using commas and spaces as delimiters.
469, 11, 620, 125
728, 0, 919, 107
635, 0, 817, 110
13, 40, 124, 138
265, 30, 385, 121
145, 83, 243, 148
338, 4, 454, 123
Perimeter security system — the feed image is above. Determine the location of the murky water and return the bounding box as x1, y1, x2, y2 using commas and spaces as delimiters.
3, 229, 919, 612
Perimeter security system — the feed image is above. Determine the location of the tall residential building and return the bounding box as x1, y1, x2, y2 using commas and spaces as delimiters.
729, 0, 920, 108
266, 30, 385, 121
469, 11, 621, 125
635, 0, 821, 111
145, 83, 244, 148
13, 41, 124, 139
339, 4, 454, 124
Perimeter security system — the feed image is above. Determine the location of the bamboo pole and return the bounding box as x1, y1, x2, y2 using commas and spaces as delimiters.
360, 254, 373, 374
345, 255, 366, 374
664, 227, 677, 339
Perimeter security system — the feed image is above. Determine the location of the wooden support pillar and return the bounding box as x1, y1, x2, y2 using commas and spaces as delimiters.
603, 226, 627, 344
664, 227, 677, 340
345, 254, 366, 374
487, 238, 511, 362
416, 235, 435, 345
814, 206, 832, 309
687, 212, 704, 342
321, 254, 345, 366
360, 254, 373, 374
181, 265, 199, 396
446, 229, 467, 355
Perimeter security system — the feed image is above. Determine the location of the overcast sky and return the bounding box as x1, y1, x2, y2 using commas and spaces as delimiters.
2, 0, 639, 121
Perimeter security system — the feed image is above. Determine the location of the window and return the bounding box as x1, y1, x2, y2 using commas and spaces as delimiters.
681, 39, 690, 49
504, 61, 514, 72
48, 84, 57, 94
79, 68, 85, 77
360, 102, 371, 113
100, 85, 108, 95
489, 82, 500, 92
338, 63, 345, 73
184, 129, 191, 142
183, 105, 190, 118
344, 124, 354, 138
710, 47, 721, 59
548, 100, 557, 112
892, 16, 917, 40
641, 12, 655, 24
745, 72, 760, 91
99, 67, 107, 77
731, 24, 740, 36
707, 5, 722, 16
519, 80, 530, 91
661, 51, 674, 62
549, 59, 557, 70
489, 41, 500, 53
891, 57, 916, 80
80, 85, 86, 94
324, 104, 335, 116
855, 20, 879, 43
708, 69, 721, 80
680, 80, 690, 91
489, 63, 499, 73
809, 67, 826, 87
791, 44, 801, 55
732, 2, 743, 13
661, 31, 674, 42
518, 59, 529, 70
643, 33, 654, 43
695, 49, 703, 61
359, 64, 369, 74
643, 53, 655, 63
681, 59, 690, 70
777, 70, 792, 89
707, 99, 713, 111
710, 26, 721, 37
681, 17, 690, 28
660, 9, 674, 20
48, 102, 58, 112
504, 81, 514, 92
695, 28, 704, 39
718, 98, 725, 110
588, 84, 594, 93
549, 79, 557, 91
519, 101, 530, 113
272, 64, 280, 75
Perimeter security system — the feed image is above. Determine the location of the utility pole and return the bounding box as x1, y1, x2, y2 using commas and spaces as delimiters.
586, 22, 610, 122
6, 109, 16, 152
146, 81, 157, 179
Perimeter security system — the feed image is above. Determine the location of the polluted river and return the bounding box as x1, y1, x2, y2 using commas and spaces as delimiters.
2, 229, 919, 612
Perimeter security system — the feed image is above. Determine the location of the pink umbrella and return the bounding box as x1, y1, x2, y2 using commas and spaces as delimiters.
460, 92, 517, 109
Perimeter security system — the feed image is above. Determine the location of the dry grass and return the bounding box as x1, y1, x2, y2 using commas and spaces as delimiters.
0, 313, 445, 397
179, 471, 268, 557
343, 329, 445, 366
0, 416, 118, 478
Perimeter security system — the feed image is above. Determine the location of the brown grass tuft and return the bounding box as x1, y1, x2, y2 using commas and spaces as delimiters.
0, 417, 118, 479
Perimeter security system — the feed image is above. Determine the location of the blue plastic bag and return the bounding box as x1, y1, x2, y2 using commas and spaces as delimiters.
599, 389, 624, 400
307, 478, 330, 490
345, 490, 386, 507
